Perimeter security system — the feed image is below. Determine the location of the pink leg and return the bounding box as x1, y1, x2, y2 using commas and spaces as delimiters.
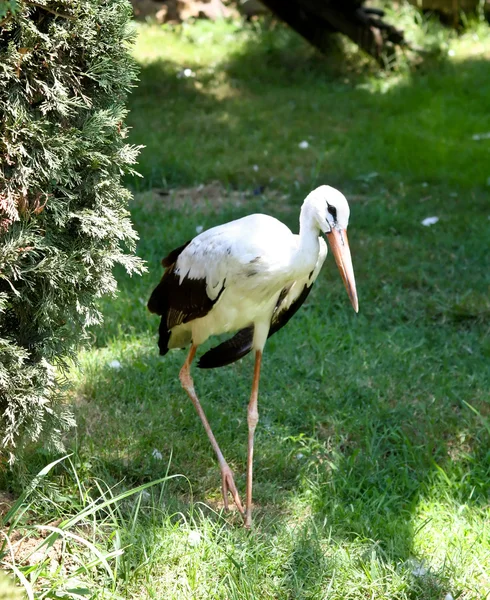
245, 350, 262, 528
179, 344, 244, 515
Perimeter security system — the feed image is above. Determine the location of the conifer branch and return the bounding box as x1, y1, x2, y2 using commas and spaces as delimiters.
24, 1, 75, 19
0, 0, 144, 462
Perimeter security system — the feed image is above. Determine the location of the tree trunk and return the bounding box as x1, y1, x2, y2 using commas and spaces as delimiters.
258, 0, 406, 65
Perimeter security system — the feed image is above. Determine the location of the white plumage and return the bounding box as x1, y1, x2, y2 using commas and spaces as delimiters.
168, 213, 328, 350
148, 185, 358, 527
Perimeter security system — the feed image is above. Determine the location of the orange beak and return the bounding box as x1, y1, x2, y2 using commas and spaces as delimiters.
326, 228, 359, 313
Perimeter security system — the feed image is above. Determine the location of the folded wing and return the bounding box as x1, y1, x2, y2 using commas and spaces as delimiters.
198, 238, 327, 368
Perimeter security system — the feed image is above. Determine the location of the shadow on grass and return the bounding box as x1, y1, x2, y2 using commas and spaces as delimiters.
73, 299, 489, 512
60, 25, 490, 596
127, 42, 490, 191
278, 519, 450, 599
85, 169, 488, 593
67, 326, 489, 599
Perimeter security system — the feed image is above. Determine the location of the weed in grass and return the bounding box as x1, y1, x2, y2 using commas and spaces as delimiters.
1, 455, 183, 598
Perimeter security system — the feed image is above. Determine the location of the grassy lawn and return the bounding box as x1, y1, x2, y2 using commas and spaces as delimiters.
3, 9, 490, 600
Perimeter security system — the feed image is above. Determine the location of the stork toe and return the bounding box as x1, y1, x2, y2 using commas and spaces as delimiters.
220, 464, 244, 515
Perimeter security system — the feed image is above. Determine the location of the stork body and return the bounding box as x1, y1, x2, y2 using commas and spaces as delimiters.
148, 185, 358, 527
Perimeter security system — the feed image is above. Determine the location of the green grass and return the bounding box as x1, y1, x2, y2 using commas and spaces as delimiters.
3, 8, 490, 599
127, 16, 490, 191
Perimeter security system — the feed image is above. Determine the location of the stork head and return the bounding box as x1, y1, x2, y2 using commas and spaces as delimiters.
303, 185, 359, 313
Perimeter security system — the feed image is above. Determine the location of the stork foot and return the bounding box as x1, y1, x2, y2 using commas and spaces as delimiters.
220, 463, 244, 515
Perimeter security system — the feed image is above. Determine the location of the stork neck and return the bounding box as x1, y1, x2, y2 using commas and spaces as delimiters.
299, 203, 321, 243
297, 205, 321, 269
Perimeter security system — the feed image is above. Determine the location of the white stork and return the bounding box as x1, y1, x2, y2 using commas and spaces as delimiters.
148, 185, 358, 527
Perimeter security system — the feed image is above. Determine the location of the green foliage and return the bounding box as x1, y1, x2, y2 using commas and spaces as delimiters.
0, 0, 144, 462
0, 1, 20, 21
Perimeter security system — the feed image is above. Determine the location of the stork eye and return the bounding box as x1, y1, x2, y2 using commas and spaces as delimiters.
327, 205, 337, 220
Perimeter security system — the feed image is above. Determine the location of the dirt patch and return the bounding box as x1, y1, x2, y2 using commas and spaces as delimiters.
2, 520, 103, 589
155, 181, 243, 211
0, 492, 16, 520
6, 528, 63, 567
133, 181, 291, 215
132, 183, 370, 222
1, 488, 96, 578
131, 0, 235, 24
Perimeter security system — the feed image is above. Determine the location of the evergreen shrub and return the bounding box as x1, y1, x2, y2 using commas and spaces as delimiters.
0, 0, 144, 462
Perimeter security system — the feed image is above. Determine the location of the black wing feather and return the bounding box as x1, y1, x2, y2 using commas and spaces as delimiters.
147, 241, 191, 316
148, 241, 225, 356
198, 326, 254, 369
269, 283, 312, 337
197, 283, 313, 369
161, 240, 191, 268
